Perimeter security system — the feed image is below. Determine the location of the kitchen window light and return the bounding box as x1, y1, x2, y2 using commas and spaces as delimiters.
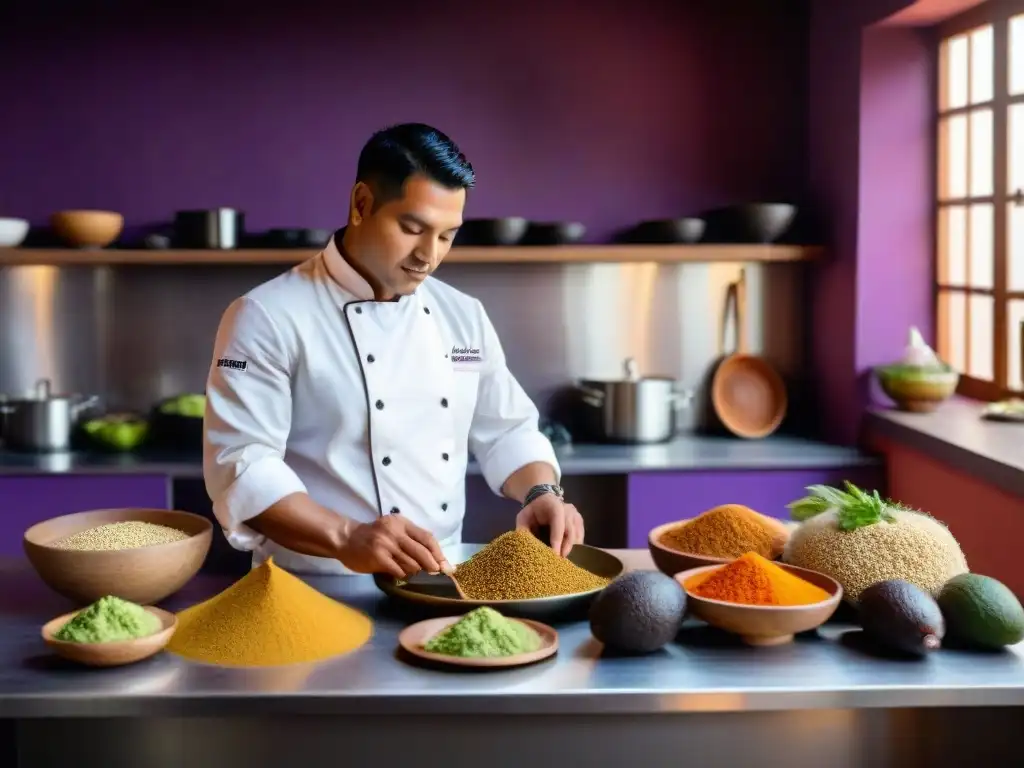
936, 0, 1024, 397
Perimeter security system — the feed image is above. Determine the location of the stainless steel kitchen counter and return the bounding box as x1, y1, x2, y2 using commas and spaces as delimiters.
0, 433, 876, 478
1, 550, 1021, 720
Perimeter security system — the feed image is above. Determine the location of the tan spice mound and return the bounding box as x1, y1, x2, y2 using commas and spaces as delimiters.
167, 558, 372, 667
52, 521, 190, 551
454, 529, 610, 600
658, 504, 783, 559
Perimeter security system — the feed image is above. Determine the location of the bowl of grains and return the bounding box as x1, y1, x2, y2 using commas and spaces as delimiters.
24, 508, 212, 606
648, 504, 792, 577
375, 529, 624, 621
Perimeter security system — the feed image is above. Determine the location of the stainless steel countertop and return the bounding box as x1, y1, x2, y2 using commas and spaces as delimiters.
2, 551, 1021, 719
0, 434, 877, 478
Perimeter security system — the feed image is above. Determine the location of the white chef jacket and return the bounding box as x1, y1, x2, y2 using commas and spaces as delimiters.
202, 236, 560, 574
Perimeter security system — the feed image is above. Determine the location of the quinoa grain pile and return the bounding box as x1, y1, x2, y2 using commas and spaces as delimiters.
52, 521, 190, 551
784, 508, 968, 603
454, 529, 610, 600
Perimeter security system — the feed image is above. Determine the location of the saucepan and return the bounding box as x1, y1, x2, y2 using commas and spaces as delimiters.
0, 379, 99, 453
577, 358, 694, 444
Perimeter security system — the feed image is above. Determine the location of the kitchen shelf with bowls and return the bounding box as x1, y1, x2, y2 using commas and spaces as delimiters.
0, 244, 823, 267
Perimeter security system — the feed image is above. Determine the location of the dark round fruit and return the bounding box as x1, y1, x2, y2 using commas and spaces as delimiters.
589, 571, 687, 654
859, 579, 945, 656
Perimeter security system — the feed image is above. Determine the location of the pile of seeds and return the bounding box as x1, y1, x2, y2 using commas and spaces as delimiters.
454, 529, 610, 600
658, 504, 780, 559
52, 521, 190, 551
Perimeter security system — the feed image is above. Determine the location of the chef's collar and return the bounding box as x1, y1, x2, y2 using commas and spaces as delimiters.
322, 233, 376, 301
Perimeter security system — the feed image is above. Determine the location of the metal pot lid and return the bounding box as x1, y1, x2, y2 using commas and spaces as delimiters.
580, 357, 677, 384
3, 379, 76, 403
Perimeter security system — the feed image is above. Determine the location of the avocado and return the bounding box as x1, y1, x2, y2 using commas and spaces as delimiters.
82, 413, 150, 452
589, 571, 687, 654
160, 394, 206, 419
938, 573, 1024, 650
858, 579, 945, 656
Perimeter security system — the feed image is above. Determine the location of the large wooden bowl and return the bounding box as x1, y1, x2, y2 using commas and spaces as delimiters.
647, 515, 791, 577
24, 508, 212, 605
676, 562, 842, 646
42, 606, 177, 667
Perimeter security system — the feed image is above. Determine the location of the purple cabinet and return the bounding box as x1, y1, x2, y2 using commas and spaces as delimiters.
626, 467, 883, 547
0, 475, 170, 556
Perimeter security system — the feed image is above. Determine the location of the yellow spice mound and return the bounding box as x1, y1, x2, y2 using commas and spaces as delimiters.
167, 558, 372, 667
454, 528, 610, 600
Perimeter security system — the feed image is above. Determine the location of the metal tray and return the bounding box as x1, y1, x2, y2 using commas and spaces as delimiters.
373, 542, 624, 622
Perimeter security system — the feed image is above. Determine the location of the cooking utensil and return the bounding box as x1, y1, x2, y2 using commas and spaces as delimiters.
24, 508, 213, 605
578, 358, 694, 444
174, 209, 244, 249
398, 615, 558, 669
616, 217, 706, 244
676, 562, 842, 646
521, 221, 586, 245
374, 543, 624, 621
403, 570, 468, 599
49, 210, 124, 249
710, 270, 788, 439
454, 217, 529, 246
42, 606, 177, 667
0, 379, 99, 452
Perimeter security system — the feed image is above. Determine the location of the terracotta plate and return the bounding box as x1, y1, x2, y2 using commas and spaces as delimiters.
42, 606, 177, 667
398, 615, 559, 669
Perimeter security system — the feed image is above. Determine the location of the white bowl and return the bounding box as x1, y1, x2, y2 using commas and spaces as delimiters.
0, 218, 29, 247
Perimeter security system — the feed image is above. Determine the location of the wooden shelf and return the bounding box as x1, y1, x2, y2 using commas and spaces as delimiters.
0, 244, 822, 267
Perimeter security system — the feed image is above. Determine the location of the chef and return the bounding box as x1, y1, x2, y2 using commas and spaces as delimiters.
202, 122, 584, 577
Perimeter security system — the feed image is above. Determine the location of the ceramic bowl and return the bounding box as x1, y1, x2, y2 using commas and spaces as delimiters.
42, 606, 177, 667
675, 562, 842, 646
49, 210, 124, 248
647, 515, 792, 577
24, 508, 212, 605
0, 217, 29, 247
875, 364, 959, 413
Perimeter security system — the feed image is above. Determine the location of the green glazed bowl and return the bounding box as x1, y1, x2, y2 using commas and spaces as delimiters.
875, 363, 959, 413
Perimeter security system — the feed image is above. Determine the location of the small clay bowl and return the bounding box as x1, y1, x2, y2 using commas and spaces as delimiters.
675, 563, 842, 646
647, 516, 792, 577
42, 606, 178, 667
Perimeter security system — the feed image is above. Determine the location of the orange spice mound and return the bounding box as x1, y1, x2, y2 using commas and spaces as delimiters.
658, 504, 777, 559
684, 552, 830, 606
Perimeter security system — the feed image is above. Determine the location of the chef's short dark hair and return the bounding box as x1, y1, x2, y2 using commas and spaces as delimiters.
356, 123, 475, 208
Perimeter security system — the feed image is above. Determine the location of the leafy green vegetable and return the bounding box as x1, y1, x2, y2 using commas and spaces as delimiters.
786, 481, 904, 531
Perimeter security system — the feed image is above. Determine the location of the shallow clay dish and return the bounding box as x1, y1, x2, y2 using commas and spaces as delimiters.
24, 508, 213, 605
647, 515, 791, 577
42, 606, 177, 667
676, 562, 842, 646
398, 615, 558, 669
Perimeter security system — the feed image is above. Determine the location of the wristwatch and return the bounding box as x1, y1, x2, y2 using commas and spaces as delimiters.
522, 483, 564, 508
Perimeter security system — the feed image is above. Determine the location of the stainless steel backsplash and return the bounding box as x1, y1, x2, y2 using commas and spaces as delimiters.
0, 260, 808, 431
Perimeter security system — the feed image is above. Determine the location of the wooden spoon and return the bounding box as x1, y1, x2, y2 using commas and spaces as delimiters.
403, 570, 468, 599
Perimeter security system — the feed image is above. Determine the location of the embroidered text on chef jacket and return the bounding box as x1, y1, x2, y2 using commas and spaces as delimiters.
203, 237, 560, 574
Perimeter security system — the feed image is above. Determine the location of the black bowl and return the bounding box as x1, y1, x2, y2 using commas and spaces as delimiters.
148, 399, 204, 453
702, 203, 798, 244
617, 218, 706, 244
454, 217, 528, 246
521, 221, 587, 246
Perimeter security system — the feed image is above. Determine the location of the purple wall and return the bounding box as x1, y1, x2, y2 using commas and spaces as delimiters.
626, 466, 885, 547
0, 0, 809, 244
0, 475, 170, 556
808, 0, 935, 444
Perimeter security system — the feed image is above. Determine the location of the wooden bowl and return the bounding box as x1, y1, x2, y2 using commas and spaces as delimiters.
647, 515, 791, 577
711, 354, 788, 438
42, 606, 177, 667
49, 210, 124, 248
676, 562, 843, 646
875, 366, 959, 413
24, 508, 213, 605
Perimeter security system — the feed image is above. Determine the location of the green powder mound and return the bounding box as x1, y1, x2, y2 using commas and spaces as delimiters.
424, 607, 542, 658
54, 595, 161, 644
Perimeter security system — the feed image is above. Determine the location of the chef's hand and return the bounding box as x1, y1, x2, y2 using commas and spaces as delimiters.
516, 494, 584, 557
338, 515, 453, 579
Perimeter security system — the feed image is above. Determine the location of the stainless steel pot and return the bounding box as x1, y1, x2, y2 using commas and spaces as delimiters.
578, 358, 694, 444
0, 379, 99, 453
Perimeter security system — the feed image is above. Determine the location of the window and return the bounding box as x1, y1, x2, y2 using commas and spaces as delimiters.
936, 0, 1024, 399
